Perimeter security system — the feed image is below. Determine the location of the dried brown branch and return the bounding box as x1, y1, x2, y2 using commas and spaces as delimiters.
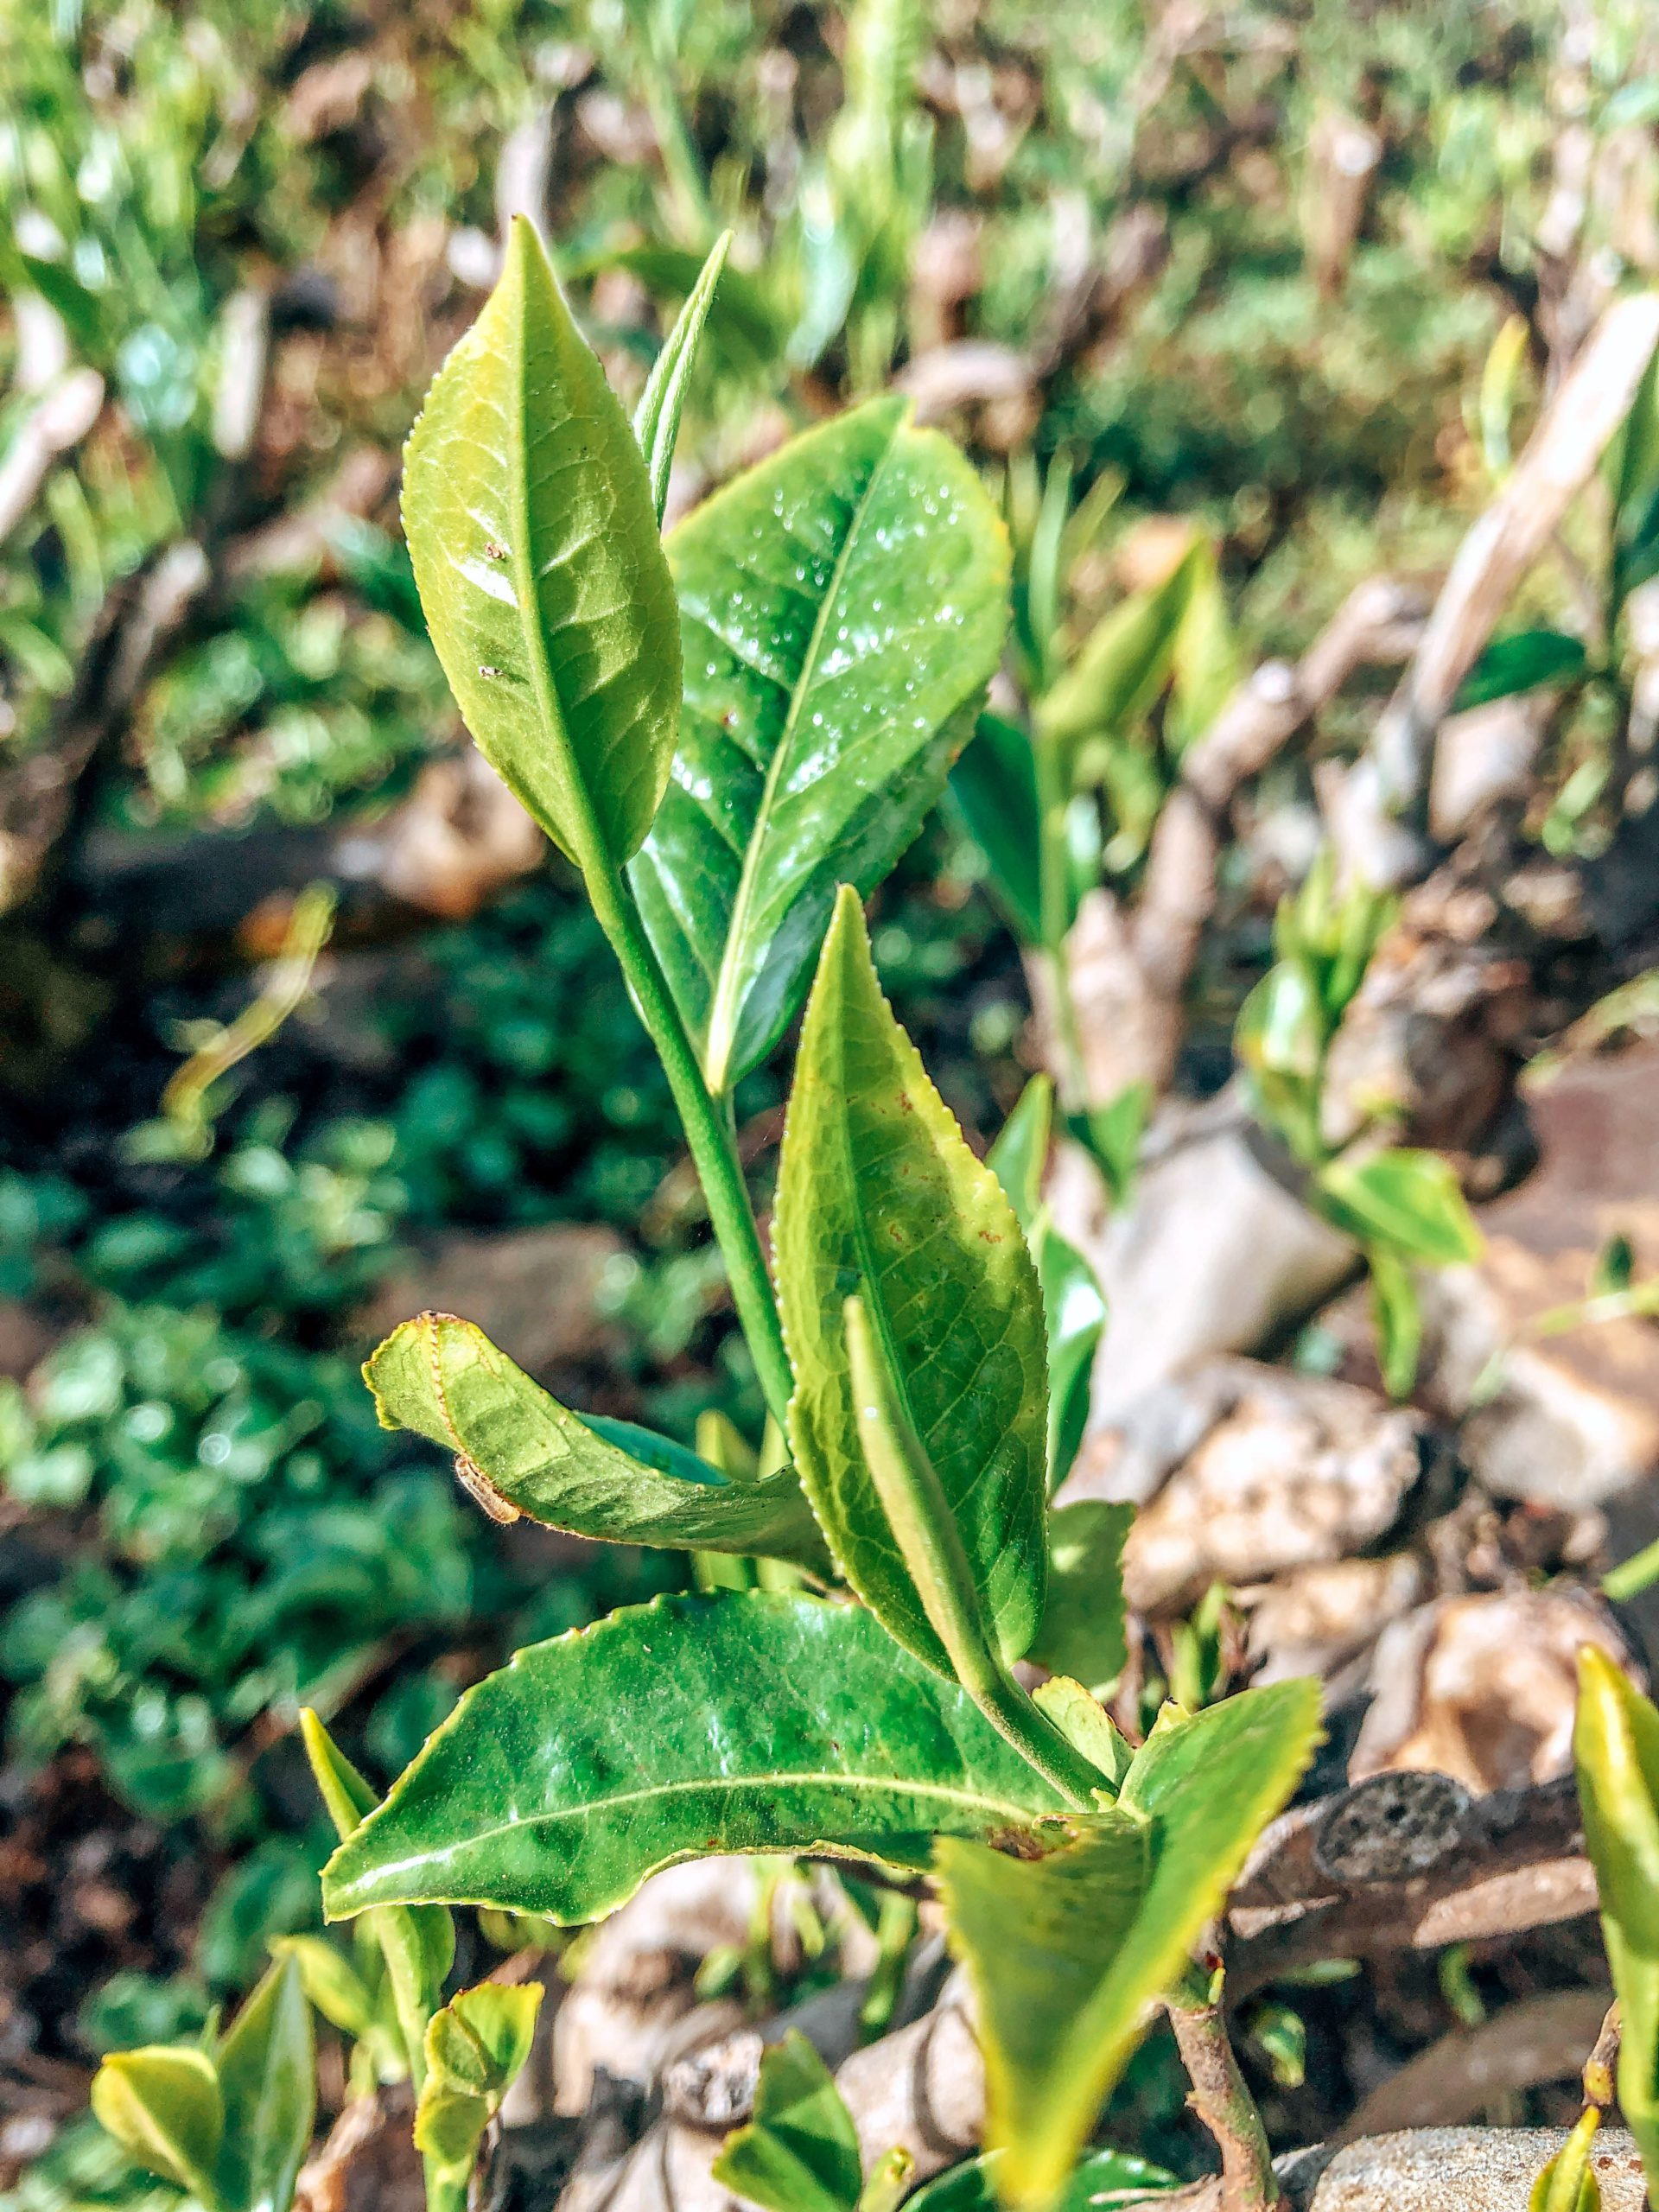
1224, 1771, 1595, 1997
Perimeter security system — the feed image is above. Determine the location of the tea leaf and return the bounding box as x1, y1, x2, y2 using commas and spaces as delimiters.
904, 2145, 1176, 2212
321, 1592, 1069, 1924
1454, 628, 1588, 711
415, 1982, 543, 2175
214, 1955, 315, 2212
711, 2031, 864, 2212
1574, 1648, 1659, 2200
938, 1681, 1321, 2210
777, 889, 1049, 1674
1317, 1149, 1483, 1266
633, 232, 731, 524
1028, 1503, 1130, 1696
91, 2046, 224, 2202
365, 1313, 827, 1568
403, 217, 681, 871
631, 400, 1010, 1091
949, 712, 1043, 946
1035, 539, 1205, 784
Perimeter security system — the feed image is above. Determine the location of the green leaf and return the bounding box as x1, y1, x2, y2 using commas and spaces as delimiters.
712, 2031, 864, 2212
1529, 2109, 1604, 2212
989, 1078, 1109, 1487
905, 2145, 1177, 2212
414, 1982, 543, 2175
988, 1076, 1053, 1233
402, 216, 681, 871
1452, 629, 1588, 712
776, 889, 1049, 1673
364, 1313, 826, 1567
1028, 1504, 1130, 1696
938, 1681, 1321, 2211
91, 2047, 224, 2202
1574, 1647, 1659, 2201
631, 399, 1011, 1091
214, 1956, 315, 2212
1317, 1150, 1483, 1267
269, 1937, 378, 2044
949, 712, 1043, 947
633, 232, 731, 525
297, 1711, 454, 2091
1029, 1677, 1133, 1792
1368, 1244, 1423, 1401
1036, 540, 1205, 784
321, 1592, 1069, 1924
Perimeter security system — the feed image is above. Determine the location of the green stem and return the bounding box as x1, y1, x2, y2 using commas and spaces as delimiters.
423, 2155, 470, 2212
587, 855, 794, 1430
845, 1293, 1103, 1811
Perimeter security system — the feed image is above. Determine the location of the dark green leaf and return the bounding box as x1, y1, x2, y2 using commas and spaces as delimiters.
631, 400, 1010, 1090
905, 2145, 1177, 2212
633, 232, 731, 524
711, 2031, 863, 2212
322, 1592, 1069, 1924
777, 890, 1049, 1673
402, 217, 681, 871
1452, 630, 1588, 712
938, 1682, 1321, 2210
214, 1956, 315, 2212
364, 1312, 826, 1567
949, 713, 1043, 946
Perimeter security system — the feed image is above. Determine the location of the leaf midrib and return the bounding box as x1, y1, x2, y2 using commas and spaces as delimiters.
338, 1764, 1053, 1892
702, 414, 904, 1090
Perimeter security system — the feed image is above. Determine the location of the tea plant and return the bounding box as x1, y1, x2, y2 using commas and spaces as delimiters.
292, 219, 1322, 2209
1235, 853, 1484, 1395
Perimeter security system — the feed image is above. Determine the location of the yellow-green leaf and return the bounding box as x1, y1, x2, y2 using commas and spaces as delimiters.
938, 1681, 1322, 2211
414, 1982, 543, 2175
1574, 1647, 1659, 2200
403, 216, 681, 871
92, 2047, 224, 2201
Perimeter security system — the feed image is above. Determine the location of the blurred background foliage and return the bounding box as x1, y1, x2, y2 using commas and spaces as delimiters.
3, 0, 1659, 2189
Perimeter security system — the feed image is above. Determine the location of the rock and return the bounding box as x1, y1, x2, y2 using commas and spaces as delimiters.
1244, 1554, 1428, 1683
1282, 2126, 1647, 2211
1421, 1042, 1659, 1509
1349, 1587, 1630, 1793
1319, 880, 1531, 1158
1429, 695, 1548, 842
1052, 1116, 1356, 1427
1059, 1357, 1438, 1617
357, 1222, 628, 1376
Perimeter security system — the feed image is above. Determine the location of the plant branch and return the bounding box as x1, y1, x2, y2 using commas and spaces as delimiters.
1166, 1971, 1285, 2212
586, 855, 795, 1429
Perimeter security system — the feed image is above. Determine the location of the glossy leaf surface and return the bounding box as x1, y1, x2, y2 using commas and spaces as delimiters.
711, 2031, 863, 2212
403, 217, 680, 869
949, 712, 1042, 946
632, 399, 1010, 1090
322, 1592, 1068, 1923
777, 891, 1048, 1672
905, 2145, 1176, 2212
938, 1681, 1321, 2210
1574, 1647, 1659, 2201
365, 1313, 825, 1566
214, 1955, 315, 2212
